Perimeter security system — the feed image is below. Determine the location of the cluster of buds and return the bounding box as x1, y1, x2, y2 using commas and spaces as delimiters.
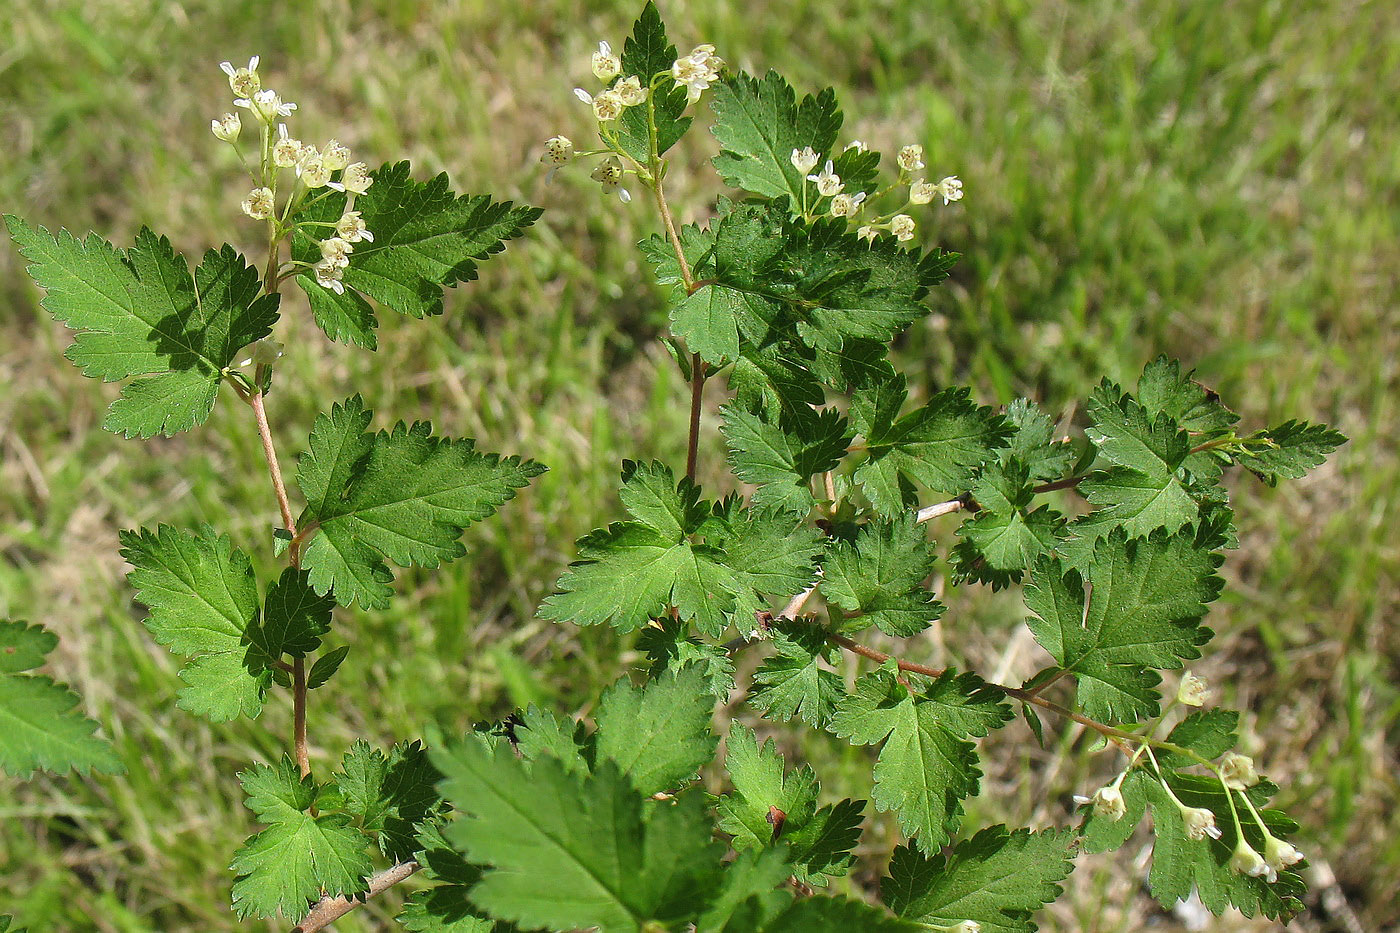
214, 56, 376, 295
1231, 833, 1304, 884
574, 40, 654, 123
671, 43, 723, 102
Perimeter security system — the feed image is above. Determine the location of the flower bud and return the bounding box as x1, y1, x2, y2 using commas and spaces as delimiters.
1220, 753, 1260, 790
1075, 783, 1127, 822
1230, 839, 1274, 881
807, 160, 842, 197
335, 211, 373, 243
211, 113, 242, 142
829, 192, 866, 218
1180, 806, 1222, 841
910, 180, 937, 205
314, 258, 346, 294
299, 154, 331, 189
272, 125, 304, 168
590, 156, 631, 202
236, 337, 284, 368
319, 237, 354, 265
1264, 835, 1304, 872
1177, 672, 1209, 707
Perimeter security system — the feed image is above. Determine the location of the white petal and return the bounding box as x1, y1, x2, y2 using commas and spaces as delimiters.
574, 87, 593, 103
277, 123, 289, 139
598, 40, 611, 55
360, 230, 373, 242
220, 61, 235, 76
248, 55, 259, 70
326, 181, 346, 192
619, 188, 631, 203
234, 98, 252, 109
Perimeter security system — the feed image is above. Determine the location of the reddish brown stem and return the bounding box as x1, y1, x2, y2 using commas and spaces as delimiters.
248, 385, 297, 540
293, 657, 309, 778
291, 860, 422, 932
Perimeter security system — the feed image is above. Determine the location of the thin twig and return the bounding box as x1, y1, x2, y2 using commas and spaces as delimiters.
291, 860, 422, 933
651, 171, 707, 481
293, 658, 309, 778
781, 584, 818, 620
248, 384, 297, 539
915, 497, 967, 523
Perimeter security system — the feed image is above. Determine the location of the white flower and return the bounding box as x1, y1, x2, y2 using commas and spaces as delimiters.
1180, 806, 1222, 841
937, 175, 964, 204
828, 191, 866, 218
575, 87, 624, 122
335, 211, 373, 243
321, 139, 351, 172
540, 135, 575, 166
790, 146, 820, 175
299, 154, 331, 189
1264, 836, 1304, 872
1220, 753, 1260, 790
314, 258, 346, 294
890, 213, 916, 241
910, 179, 937, 205
219, 56, 260, 98
211, 113, 241, 143
672, 44, 723, 102
1075, 783, 1126, 821
844, 140, 868, 152
949, 923, 981, 933
614, 75, 649, 107
236, 337, 284, 368
237, 88, 296, 124
857, 224, 878, 242
591, 41, 621, 82
1177, 672, 1209, 707
590, 156, 631, 202
319, 236, 354, 264
272, 124, 304, 168
339, 162, 373, 195
897, 144, 925, 172
807, 160, 842, 197
240, 187, 274, 220
1230, 840, 1274, 882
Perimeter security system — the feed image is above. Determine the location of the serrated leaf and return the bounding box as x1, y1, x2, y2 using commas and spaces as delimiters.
247, 567, 334, 660
291, 164, 539, 333
612, 2, 693, 164
8, 217, 278, 436
722, 404, 850, 514
296, 396, 544, 609
335, 740, 443, 861
711, 71, 842, 203
594, 666, 717, 796
883, 826, 1075, 933
951, 461, 1065, 589
541, 462, 815, 638
829, 667, 1011, 853
635, 619, 736, 697
398, 821, 495, 932
118, 524, 269, 721
433, 738, 723, 933
1002, 399, 1074, 482
0, 620, 121, 777
513, 705, 590, 773
1024, 529, 1222, 723
307, 645, 349, 689
822, 515, 944, 637
853, 377, 1011, 517
694, 847, 793, 932
748, 622, 844, 728
760, 896, 922, 931
1238, 420, 1346, 485
230, 756, 373, 923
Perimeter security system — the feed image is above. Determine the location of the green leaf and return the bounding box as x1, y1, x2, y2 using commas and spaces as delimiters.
950, 461, 1065, 590
292, 164, 540, 331
636, 619, 736, 697
853, 377, 1011, 517
1136, 356, 1238, 435
716, 724, 863, 886
711, 71, 841, 203
821, 515, 944, 637
513, 705, 590, 773
1024, 529, 1222, 723
883, 826, 1076, 933
433, 737, 723, 933
397, 822, 495, 932
296, 396, 544, 609
7, 217, 278, 437
1002, 399, 1074, 482
612, 2, 693, 164
0, 620, 121, 777
722, 404, 850, 514
118, 524, 270, 721
247, 567, 334, 660
694, 847, 793, 932
594, 666, 718, 796
1238, 420, 1346, 485
748, 621, 845, 728
230, 756, 373, 923
541, 462, 816, 637
335, 739, 443, 861
307, 645, 350, 689
760, 896, 923, 931
829, 667, 1011, 853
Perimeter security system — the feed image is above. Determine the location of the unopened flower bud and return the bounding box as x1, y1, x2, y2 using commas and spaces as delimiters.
897, 144, 925, 172
1075, 783, 1127, 821
1220, 753, 1260, 790
211, 113, 242, 142
890, 213, 916, 241
790, 146, 820, 175
1177, 672, 1209, 707
313, 258, 346, 294
220, 57, 261, 98
240, 187, 274, 220
591, 41, 621, 81
844, 140, 868, 152
1264, 835, 1304, 872
1230, 839, 1274, 881
321, 139, 351, 172
238, 88, 296, 124
857, 225, 878, 242
319, 237, 354, 265
236, 337, 284, 368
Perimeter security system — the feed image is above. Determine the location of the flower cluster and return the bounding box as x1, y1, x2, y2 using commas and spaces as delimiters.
212, 56, 375, 294
672, 43, 723, 102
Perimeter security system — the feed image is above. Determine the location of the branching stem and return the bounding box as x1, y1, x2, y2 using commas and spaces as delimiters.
290, 860, 422, 933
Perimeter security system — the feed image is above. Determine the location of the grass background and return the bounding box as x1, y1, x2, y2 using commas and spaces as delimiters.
1, 0, 1395, 929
